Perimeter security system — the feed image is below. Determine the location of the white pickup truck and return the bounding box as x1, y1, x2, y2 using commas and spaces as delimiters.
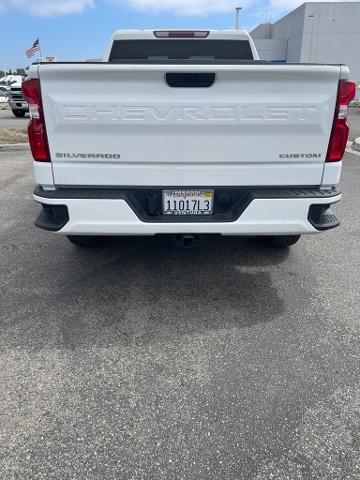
23, 30, 355, 248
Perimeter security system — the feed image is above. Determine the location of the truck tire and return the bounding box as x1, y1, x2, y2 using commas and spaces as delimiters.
12, 109, 26, 118
67, 235, 105, 247
260, 235, 301, 248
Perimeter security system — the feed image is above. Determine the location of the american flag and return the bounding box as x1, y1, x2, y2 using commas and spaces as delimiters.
25, 39, 40, 58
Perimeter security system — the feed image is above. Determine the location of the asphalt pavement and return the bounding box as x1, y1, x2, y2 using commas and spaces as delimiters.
0, 111, 360, 480
0, 108, 29, 129
348, 106, 360, 141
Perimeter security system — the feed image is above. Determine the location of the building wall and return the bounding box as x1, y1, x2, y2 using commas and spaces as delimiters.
250, 23, 272, 39
250, 2, 360, 80
301, 3, 360, 80
271, 4, 305, 44
252, 39, 287, 62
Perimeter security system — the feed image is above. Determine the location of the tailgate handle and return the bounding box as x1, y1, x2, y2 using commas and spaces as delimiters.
166, 73, 215, 88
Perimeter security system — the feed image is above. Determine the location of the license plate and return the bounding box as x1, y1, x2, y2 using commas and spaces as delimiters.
163, 189, 214, 216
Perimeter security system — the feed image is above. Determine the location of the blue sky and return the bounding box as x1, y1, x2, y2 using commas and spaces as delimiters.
0, 0, 352, 70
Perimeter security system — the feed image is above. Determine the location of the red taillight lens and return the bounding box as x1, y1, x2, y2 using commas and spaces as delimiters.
339, 80, 356, 105
22, 78, 50, 162
326, 119, 349, 162
326, 80, 356, 162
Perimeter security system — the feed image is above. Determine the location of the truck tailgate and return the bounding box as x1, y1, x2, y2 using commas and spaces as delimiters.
38, 63, 340, 186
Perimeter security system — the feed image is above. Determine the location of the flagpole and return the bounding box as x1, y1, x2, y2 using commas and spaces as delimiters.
39, 36, 42, 60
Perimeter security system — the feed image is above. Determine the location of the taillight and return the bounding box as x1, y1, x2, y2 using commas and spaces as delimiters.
326, 80, 356, 162
154, 30, 209, 38
22, 78, 50, 162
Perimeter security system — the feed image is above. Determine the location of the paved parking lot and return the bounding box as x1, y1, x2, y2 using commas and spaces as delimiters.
0, 108, 29, 129
348, 106, 360, 142
0, 111, 360, 479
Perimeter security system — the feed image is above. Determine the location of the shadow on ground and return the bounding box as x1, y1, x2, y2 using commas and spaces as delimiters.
1, 234, 290, 350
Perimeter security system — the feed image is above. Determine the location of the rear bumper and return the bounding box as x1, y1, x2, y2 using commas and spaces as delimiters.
33, 186, 342, 236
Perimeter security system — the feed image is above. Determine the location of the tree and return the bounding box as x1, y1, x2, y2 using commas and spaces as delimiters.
16, 68, 26, 76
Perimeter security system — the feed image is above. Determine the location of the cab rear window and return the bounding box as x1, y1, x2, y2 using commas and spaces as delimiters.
109, 40, 253, 62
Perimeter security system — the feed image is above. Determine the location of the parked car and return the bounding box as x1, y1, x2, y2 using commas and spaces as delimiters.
8, 81, 29, 117
0, 90, 8, 103
23, 29, 355, 249
0, 83, 11, 100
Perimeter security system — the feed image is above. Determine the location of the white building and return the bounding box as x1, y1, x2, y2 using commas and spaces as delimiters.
250, 2, 360, 81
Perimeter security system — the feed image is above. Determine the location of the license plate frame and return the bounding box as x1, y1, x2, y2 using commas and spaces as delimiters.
162, 189, 214, 216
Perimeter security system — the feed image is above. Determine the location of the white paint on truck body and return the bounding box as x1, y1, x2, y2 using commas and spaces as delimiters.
36, 62, 341, 187
30, 30, 347, 236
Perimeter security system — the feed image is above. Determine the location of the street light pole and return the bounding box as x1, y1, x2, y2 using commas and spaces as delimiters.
235, 7, 242, 30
